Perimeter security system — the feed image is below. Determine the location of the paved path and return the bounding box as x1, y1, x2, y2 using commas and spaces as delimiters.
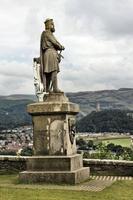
0, 176, 133, 192
90, 175, 133, 181
84, 176, 133, 191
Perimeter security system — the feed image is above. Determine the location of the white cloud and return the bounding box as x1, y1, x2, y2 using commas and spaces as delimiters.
0, 0, 133, 95
0, 60, 34, 95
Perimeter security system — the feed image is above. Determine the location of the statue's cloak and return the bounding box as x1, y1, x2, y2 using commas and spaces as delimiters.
40, 30, 63, 82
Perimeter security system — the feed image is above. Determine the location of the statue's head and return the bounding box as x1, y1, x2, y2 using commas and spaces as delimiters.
44, 18, 55, 32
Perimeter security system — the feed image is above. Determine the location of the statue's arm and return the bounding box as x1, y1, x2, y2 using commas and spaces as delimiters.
47, 33, 64, 50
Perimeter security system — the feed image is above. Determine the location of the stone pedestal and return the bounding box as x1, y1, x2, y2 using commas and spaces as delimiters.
19, 93, 90, 184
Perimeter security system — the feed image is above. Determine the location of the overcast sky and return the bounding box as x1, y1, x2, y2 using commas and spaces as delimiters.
0, 0, 133, 95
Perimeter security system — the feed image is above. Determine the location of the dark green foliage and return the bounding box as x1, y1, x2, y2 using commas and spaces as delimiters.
106, 143, 115, 151
76, 138, 86, 146
76, 138, 89, 150
83, 142, 133, 160
87, 140, 94, 148
20, 147, 33, 156
0, 99, 33, 130
76, 110, 133, 133
77, 138, 133, 160
76, 138, 95, 150
111, 145, 124, 155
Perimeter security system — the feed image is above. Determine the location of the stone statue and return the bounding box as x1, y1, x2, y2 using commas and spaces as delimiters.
40, 18, 65, 93
20, 18, 89, 184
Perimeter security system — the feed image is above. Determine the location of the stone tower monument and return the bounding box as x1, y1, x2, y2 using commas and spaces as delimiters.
19, 18, 89, 184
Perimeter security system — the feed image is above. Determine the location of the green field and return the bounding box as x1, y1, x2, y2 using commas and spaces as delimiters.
0, 174, 133, 200
102, 138, 131, 147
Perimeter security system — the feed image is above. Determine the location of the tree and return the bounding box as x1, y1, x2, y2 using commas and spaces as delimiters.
76, 110, 133, 133
20, 147, 33, 156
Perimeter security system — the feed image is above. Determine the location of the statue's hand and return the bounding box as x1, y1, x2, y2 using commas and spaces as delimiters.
61, 46, 65, 50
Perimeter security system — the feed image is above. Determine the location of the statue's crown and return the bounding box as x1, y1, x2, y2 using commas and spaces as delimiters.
44, 18, 53, 24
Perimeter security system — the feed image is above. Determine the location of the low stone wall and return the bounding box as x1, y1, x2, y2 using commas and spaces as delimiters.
84, 159, 133, 176
0, 156, 27, 173
0, 156, 133, 176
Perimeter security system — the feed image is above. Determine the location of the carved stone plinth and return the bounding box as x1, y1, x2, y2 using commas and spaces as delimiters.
19, 93, 90, 184
19, 154, 90, 184
27, 92, 78, 156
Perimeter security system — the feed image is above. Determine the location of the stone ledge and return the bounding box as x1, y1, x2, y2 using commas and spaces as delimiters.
1, 156, 133, 165
27, 102, 79, 114
44, 92, 69, 102
83, 159, 133, 176
0, 155, 28, 161
84, 159, 133, 166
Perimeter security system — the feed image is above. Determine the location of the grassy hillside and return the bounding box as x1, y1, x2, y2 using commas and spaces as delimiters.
67, 88, 133, 115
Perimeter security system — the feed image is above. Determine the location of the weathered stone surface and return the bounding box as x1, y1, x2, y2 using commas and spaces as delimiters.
44, 92, 69, 102
27, 102, 79, 114
20, 93, 90, 184
32, 114, 77, 155
84, 159, 133, 176
27, 154, 83, 171
27, 93, 78, 156
27, 92, 79, 115
19, 167, 90, 184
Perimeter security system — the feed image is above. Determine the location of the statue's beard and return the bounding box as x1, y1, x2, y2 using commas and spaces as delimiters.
51, 27, 55, 32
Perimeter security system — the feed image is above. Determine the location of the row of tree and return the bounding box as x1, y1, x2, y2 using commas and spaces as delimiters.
76, 110, 133, 133
76, 138, 133, 161
0, 99, 32, 130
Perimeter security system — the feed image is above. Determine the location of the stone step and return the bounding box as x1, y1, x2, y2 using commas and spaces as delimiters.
19, 167, 90, 184
26, 154, 83, 171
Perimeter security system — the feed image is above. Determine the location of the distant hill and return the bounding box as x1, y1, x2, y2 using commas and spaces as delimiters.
0, 94, 36, 101
1, 88, 133, 129
67, 88, 133, 116
76, 110, 133, 133
0, 99, 33, 130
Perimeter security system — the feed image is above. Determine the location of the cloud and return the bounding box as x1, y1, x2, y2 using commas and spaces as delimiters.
60, 53, 133, 92
0, 0, 133, 95
64, 0, 133, 37
0, 60, 34, 95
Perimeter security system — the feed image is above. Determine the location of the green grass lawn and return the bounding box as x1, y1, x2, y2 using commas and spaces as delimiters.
0, 174, 133, 200
102, 138, 131, 147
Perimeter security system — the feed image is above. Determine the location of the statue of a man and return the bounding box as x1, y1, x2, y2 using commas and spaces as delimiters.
40, 18, 65, 93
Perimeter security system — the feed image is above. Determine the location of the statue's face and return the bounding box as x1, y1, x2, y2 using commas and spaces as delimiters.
50, 21, 55, 32
45, 20, 55, 32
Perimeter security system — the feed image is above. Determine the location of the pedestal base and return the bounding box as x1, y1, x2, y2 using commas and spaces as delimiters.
26, 154, 83, 171
19, 167, 90, 184
19, 154, 90, 184
21, 93, 90, 184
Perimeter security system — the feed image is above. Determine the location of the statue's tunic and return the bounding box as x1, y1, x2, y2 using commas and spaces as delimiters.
40, 30, 63, 74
